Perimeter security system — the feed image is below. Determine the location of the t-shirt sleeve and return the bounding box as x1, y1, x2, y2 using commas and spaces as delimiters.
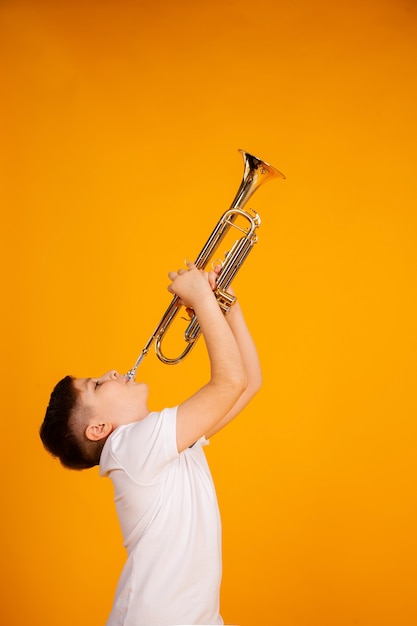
100, 407, 179, 482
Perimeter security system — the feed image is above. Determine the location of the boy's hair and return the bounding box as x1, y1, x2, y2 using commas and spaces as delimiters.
40, 376, 105, 470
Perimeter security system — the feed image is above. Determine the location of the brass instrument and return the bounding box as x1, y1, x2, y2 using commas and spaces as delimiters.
125, 149, 285, 379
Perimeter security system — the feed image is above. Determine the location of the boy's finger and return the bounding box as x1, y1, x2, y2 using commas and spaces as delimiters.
207, 271, 218, 290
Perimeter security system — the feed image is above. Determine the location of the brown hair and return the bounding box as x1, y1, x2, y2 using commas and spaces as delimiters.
40, 376, 105, 470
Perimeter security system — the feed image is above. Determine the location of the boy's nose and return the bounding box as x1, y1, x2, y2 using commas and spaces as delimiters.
98, 370, 119, 383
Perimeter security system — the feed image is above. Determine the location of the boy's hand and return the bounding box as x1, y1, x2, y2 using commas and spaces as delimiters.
167, 263, 236, 312
209, 264, 236, 298
167, 263, 214, 309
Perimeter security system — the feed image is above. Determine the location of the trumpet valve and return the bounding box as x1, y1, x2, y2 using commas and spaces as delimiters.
214, 289, 237, 313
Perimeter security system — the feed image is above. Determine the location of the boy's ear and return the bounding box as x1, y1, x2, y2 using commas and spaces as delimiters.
85, 422, 112, 442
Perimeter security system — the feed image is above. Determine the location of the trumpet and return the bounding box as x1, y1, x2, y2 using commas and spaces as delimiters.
125, 149, 285, 379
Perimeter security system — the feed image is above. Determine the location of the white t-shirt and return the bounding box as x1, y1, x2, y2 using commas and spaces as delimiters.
100, 406, 224, 626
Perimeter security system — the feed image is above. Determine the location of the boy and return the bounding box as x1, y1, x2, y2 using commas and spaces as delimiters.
40, 263, 262, 626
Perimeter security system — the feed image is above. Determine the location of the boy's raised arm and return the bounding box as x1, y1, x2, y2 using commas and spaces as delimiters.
168, 265, 247, 453
204, 295, 262, 439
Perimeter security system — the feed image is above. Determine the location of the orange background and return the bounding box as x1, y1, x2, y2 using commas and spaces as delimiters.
1, 1, 417, 625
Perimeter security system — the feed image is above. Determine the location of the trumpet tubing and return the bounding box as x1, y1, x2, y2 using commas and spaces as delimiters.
125, 150, 285, 379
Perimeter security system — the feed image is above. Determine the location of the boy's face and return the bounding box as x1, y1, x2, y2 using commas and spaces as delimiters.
73, 370, 149, 429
